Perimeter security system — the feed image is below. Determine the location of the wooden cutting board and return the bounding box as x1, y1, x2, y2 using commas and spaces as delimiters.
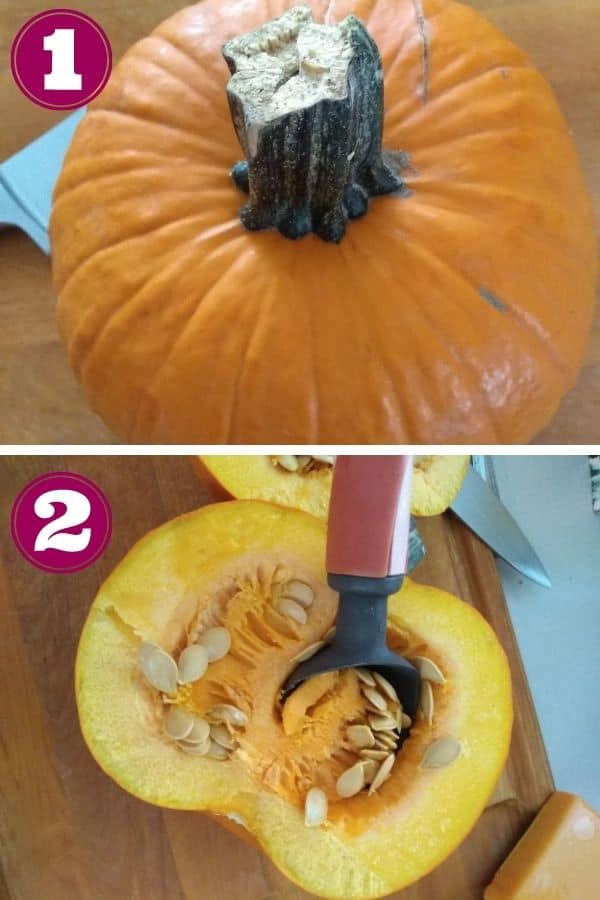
0, 457, 553, 900
0, 0, 599, 443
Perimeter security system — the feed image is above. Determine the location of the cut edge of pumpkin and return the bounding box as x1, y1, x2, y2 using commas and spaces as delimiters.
195, 455, 469, 519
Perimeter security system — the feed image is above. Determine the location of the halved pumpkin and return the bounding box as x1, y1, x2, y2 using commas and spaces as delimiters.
195, 454, 469, 519
76, 500, 512, 899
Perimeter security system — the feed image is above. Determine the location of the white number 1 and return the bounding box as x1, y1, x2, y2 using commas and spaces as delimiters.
44, 28, 82, 91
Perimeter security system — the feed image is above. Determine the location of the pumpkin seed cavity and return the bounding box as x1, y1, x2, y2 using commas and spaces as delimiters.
137, 584, 455, 822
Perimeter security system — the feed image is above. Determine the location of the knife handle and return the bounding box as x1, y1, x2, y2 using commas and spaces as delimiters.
326, 456, 413, 578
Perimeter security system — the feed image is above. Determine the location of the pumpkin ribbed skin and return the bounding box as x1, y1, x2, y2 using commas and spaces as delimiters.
51, 0, 597, 443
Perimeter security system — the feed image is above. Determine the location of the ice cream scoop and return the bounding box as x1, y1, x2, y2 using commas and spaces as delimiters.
282, 456, 421, 717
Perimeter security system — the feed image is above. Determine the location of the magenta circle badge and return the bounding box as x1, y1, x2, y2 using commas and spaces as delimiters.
11, 472, 112, 573
11, 9, 112, 110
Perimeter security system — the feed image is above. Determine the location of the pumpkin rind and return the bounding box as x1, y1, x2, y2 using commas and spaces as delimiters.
195, 453, 469, 517
75, 499, 513, 899
51, 0, 597, 443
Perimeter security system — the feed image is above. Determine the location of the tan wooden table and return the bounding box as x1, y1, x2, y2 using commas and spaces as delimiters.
0, 456, 553, 900
1, 1, 598, 443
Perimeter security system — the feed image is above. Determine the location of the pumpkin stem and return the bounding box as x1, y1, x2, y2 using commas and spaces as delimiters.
222, 6, 402, 243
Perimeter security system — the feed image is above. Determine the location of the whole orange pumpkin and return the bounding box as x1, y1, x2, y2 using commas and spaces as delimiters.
50, 0, 597, 443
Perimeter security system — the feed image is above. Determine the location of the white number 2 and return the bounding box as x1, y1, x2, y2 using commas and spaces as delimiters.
34, 489, 91, 553
43, 28, 82, 91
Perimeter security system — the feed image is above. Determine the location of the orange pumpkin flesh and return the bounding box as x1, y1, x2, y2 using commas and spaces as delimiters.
75, 500, 512, 898
195, 454, 469, 518
50, 0, 596, 444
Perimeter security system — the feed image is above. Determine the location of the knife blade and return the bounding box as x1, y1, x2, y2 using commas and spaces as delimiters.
450, 464, 552, 588
0, 109, 84, 253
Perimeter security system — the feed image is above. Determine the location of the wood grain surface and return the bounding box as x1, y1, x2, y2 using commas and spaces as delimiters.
0, 0, 599, 444
0, 456, 553, 899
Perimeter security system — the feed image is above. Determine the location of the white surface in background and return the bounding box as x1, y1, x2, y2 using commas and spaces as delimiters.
492, 455, 600, 811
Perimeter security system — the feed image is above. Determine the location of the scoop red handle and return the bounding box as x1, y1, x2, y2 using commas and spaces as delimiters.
326, 456, 413, 578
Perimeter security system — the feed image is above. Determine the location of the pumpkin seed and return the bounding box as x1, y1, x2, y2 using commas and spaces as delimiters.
374, 731, 397, 750
368, 753, 395, 795
291, 641, 325, 664
355, 668, 376, 687
178, 644, 209, 684
199, 627, 231, 662
184, 717, 211, 744
364, 704, 386, 716
359, 748, 389, 761
138, 644, 178, 694
361, 759, 379, 784
276, 455, 300, 472
413, 656, 445, 684
282, 580, 314, 608
210, 723, 237, 750
347, 724, 375, 749
401, 713, 412, 729
207, 739, 230, 760
336, 762, 365, 798
323, 626, 336, 643
163, 706, 195, 740
138, 641, 161, 667
275, 454, 334, 473
372, 672, 400, 704
420, 680, 434, 726
304, 787, 328, 827
209, 704, 248, 728
178, 738, 211, 756
276, 596, 308, 624
420, 737, 462, 770
367, 714, 397, 732
362, 687, 388, 712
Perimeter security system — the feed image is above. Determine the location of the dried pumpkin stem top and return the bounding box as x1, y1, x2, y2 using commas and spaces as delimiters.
222, 5, 403, 243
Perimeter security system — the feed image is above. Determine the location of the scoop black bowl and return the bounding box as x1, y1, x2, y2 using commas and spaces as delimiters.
281, 573, 420, 718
